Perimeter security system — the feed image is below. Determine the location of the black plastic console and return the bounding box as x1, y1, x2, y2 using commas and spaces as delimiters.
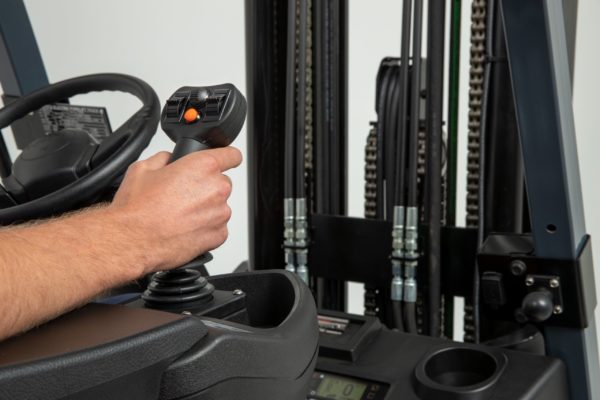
0, 270, 318, 400
312, 311, 569, 400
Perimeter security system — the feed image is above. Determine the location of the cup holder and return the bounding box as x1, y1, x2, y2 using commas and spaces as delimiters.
414, 346, 507, 400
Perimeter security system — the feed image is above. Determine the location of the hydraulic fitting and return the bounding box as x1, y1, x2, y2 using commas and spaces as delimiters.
283, 198, 296, 272
391, 206, 405, 259
295, 198, 309, 284
296, 248, 309, 284
404, 261, 417, 303
404, 206, 418, 259
391, 259, 404, 301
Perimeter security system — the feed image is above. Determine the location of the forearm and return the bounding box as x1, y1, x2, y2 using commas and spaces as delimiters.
0, 205, 152, 341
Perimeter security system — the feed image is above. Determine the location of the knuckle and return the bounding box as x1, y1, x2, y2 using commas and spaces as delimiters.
217, 227, 229, 245
218, 179, 233, 198
201, 155, 220, 173
128, 161, 146, 174
221, 205, 232, 222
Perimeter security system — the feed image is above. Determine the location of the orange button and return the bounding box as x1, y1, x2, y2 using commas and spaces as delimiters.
183, 108, 199, 123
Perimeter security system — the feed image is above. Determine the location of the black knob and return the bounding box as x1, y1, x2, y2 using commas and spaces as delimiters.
521, 290, 554, 322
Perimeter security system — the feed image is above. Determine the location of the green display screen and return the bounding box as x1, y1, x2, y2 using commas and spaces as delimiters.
316, 375, 367, 400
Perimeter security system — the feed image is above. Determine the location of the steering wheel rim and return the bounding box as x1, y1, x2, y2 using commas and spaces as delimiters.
0, 73, 160, 224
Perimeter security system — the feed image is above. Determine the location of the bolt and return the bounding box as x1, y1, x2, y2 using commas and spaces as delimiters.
182, 311, 192, 316
525, 276, 535, 286
515, 308, 528, 323
554, 305, 563, 314
233, 289, 244, 296
510, 260, 527, 276
549, 278, 560, 288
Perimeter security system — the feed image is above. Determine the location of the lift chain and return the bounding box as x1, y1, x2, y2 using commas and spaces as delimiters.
464, 0, 487, 343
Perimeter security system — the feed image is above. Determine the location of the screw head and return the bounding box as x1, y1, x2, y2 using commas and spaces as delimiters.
554, 305, 563, 314
510, 260, 527, 276
549, 278, 560, 288
182, 311, 192, 315
515, 308, 528, 323
233, 289, 244, 296
525, 276, 535, 286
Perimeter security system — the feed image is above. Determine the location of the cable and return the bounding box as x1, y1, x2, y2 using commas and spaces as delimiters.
425, 0, 446, 337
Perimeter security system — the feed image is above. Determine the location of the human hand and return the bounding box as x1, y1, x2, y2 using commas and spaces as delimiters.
109, 147, 242, 273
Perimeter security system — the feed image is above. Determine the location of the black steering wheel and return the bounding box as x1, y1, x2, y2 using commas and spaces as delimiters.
0, 73, 160, 224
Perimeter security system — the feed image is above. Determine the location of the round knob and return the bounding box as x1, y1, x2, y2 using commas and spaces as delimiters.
521, 290, 554, 322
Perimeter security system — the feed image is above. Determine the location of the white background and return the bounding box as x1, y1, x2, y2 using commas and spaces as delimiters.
0, 1, 597, 342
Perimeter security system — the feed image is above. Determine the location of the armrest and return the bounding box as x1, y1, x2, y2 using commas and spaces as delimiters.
0, 303, 207, 400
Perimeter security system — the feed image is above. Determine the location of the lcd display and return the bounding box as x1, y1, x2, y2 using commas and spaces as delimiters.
316, 375, 368, 400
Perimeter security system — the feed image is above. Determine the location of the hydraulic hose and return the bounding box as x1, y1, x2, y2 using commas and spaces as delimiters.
404, 302, 418, 334
283, 0, 298, 274
392, 300, 405, 332
284, 0, 297, 200
296, 0, 308, 199
384, 67, 400, 220
393, 0, 413, 207
425, 0, 446, 337
403, 0, 424, 338
407, 0, 423, 208
376, 66, 393, 218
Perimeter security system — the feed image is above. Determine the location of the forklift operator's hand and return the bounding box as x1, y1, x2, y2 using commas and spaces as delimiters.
110, 147, 242, 274
0, 147, 241, 341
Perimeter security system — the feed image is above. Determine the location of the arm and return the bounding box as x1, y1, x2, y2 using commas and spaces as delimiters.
0, 147, 242, 341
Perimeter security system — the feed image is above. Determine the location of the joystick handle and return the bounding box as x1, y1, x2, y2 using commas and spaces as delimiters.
160, 83, 247, 162
142, 84, 246, 309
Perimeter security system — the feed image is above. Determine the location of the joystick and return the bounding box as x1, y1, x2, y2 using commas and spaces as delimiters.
142, 84, 247, 309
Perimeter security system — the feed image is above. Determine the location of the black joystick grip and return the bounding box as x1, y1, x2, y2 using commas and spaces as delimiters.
160, 83, 247, 162
143, 84, 246, 309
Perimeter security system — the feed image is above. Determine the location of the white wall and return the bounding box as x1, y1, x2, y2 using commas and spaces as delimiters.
20, 0, 249, 276
6, 1, 600, 341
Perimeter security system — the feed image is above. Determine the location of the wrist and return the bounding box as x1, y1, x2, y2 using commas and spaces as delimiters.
102, 204, 165, 277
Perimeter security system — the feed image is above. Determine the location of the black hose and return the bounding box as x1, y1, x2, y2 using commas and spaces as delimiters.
376, 66, 393, 218
392, 300, 405, 332
425, 0, 446, 337
296, 0, 308, 198
284, 0, 297, 199
404, 302, 418, 333
407, 0, 423, 207
393, 0, 413, 207
384, 65, 400, 220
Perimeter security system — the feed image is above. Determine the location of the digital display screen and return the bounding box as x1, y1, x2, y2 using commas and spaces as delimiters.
316, 375, 367, 400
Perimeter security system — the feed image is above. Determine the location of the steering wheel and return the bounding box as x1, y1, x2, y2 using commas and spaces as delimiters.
0, 73, 160, 224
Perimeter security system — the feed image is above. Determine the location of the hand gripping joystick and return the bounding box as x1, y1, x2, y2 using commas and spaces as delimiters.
142, 84, 247, 309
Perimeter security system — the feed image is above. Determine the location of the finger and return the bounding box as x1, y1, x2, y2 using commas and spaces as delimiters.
202, 147, 243, 172
222, 174, 232, 190
142, 151, 172, 170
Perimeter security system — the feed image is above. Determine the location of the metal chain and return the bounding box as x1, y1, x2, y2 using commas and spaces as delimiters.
464, 0, 487, 343
364, 124, 378, 219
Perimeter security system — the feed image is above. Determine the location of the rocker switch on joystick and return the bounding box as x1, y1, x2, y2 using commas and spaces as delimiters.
142, 84, 247, 309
